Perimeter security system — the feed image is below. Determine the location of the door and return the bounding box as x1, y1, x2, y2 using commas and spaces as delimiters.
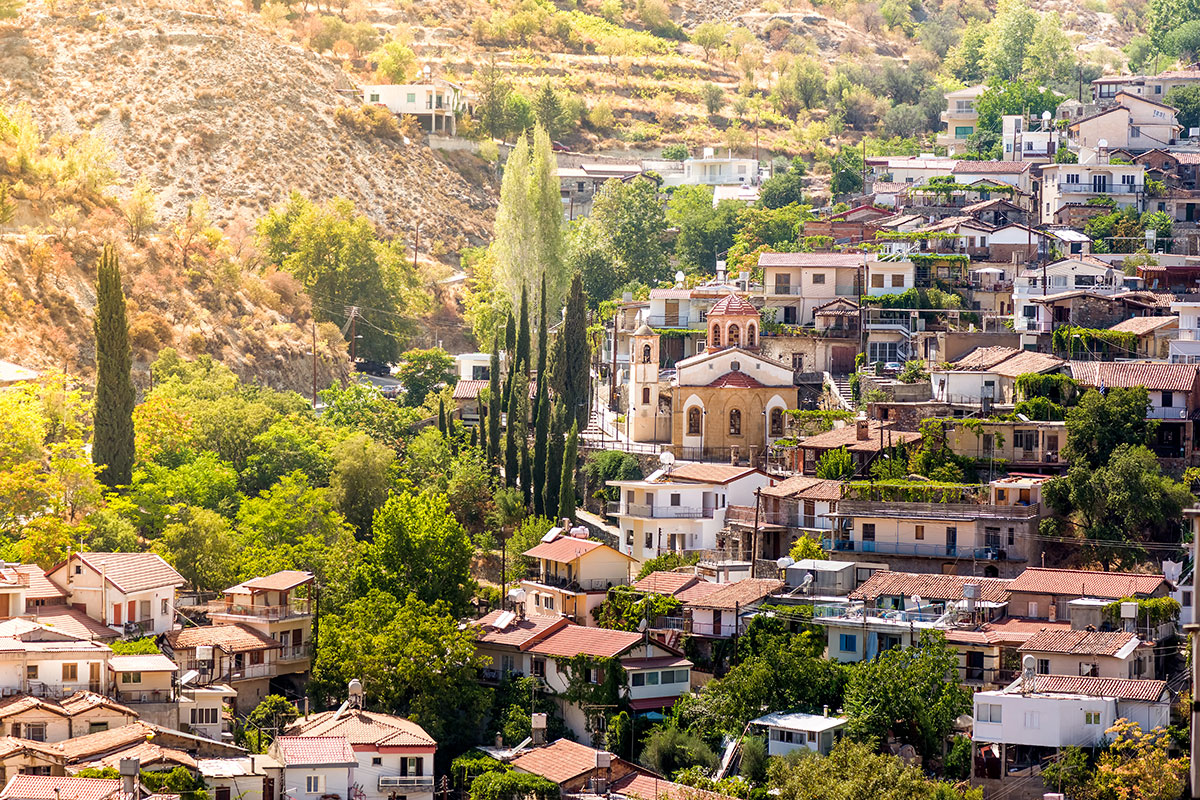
89, 662, 100, 693
264, 778, 275, 800
832, 346, 855, 373
665, 300, 680, 327
111, 604, 122, 625
127, 600, 136, 622
966, 651, 984, 681
216, 788, 231, 800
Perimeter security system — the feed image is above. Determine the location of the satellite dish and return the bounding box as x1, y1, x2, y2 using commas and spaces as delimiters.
1097, 138, 1108, 148
776, 556, 795, 570
1042, 110, 1051, 120
638, 618, 648, 632
660, 451, 675, 467
675, 270, 686, 285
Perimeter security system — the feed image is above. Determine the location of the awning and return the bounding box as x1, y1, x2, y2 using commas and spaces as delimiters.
972, 267, 1004, 274
628, 696, 681, 712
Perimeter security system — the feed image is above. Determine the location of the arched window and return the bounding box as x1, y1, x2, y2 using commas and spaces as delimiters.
747, 324, 757, 346
728, 323, 740, 347
642, 387, 651, 404
710, 325, 722, 347
729, 409, 742, 435
770, 407, 784, 436
642, 343, 652, 363
687, 407, 702, 435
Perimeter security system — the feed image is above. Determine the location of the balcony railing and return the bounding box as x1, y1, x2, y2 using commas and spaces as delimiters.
836, 500, 1040, 520
823, 539, 1013, 560
1147, 406, 1187, 420
725, 505, 830, 530
208, 600, 311, 621
607, 502, 715, 519
379, 777, 435, 790
112, 689, 176, 704
278, 645, 309, 662
644, 314, 706, 329
1057, 182, 1143, 195
526, 572, 629, 592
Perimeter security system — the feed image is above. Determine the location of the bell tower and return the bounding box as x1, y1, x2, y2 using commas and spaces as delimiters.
628, 323, 663, 442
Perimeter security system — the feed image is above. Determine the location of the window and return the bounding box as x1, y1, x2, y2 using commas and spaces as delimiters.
839, 634, 857, 653
1122, 173, 1136, 185
1008, 527, 1015, 546
1013, 430, 1034, 450
955, 125, 973, 139
642, 344, 652, 363
191, 707, 219, 725
1036, 659, 1050, 674
544, 595, 554, 611
62, 663, 77, 681
75, 565, 82, 575
811, 273, 826, 285
406, 93, 416, 103
807, 730, 817, 742
1163, 391, 1174, 407
774, 275, 791, 294
670, 493, 681, 506
532, 659, 546, 677
861, 523, 876, 542
1085, 711, 1102, 725
642, 387, 651, 404
687, 407, 702, 435
632, 672, 645, 687
88, 722, 108, 734
645, 531, 654, 549
305, 776, 322, 794
25, 666, 37, 680
369, 93, 380, 102
372, 758, 383, 766
250, 650, 263, 665
1131, 126, 1141, 138
728, 324, 740, 346
729, 409, 742, 435
770, 408, 784, 437
891, 274, 904, 287
710, 325, 722, 347
1028, 601, 1039, 617
1024, 711, 1040, 729
915, 525, 924, 540
747, 325, 756, 346
976, 703, 1002, 723
871, 273, 884, 288
121, 672, 141, 684
24, 723, 45, 742
162, 599, 169, 616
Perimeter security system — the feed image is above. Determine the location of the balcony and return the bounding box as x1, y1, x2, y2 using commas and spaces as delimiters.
644, 314, 706, 330
379, 777, 435, 791
1056, 182, 1143, 195
607, 502, 715, 519
208, 600, 311, 622
525, 571, 629, 592
822, 539, 1013, 560
1014, 318, 1052, 333
1147, 406, 1187, 420
230, 663, 274, 680
112, 689, 176, 704
277, 645, 309, 662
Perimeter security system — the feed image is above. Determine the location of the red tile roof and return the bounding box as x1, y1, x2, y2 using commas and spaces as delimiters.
952, 160, 1031, 174
29, 608, 117, 642
13, 566, 65, 601
165, 623, 281, 653
523, 537, 610, 563
707, 295, 758, 317
1031, 674, 1167, 701
977, 617, 1072, 646
452, 380, 487, 401
757, 253, 865, 268
230, 570, 314, 593
1008, 567, 1167, 599
51, 553, 186, 594
1107, 316, 1178, 335
472, 610, 566, 649
0, 776, 128, 800
1069, 361, 1200, 392
526, 625, 644, 659
850, 572, 1011, 605
611, 772, 738, 800
285, 709, 436, 749
800, 421, 921, 454
953, 346, 1022, 370
510, 739, 615, 784
648, 288, 693, 300
1018, 629, 1139, 656
705, 371, 765, 389
658, 464, 761, 485
273, 736, 357, 766
761, 476, 842, 501
89, 741, 197, 771
633, 572, 708, 597
989, 351, 1065, 378
686, 579, 783, 611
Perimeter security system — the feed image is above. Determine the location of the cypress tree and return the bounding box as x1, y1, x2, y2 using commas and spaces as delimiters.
532, 371, 549, 517
488, 334, 502, 472
470, 424, 478, 449
558, 420, 579, 522
544, 399, 565, 520
503, 311, 517, 409
92, 243, 135, 488
516, 285, 531, 376
438, 398, 447, 435
505, 373, 520, 489
533, 273, 548, 431
560, 273, 590, 430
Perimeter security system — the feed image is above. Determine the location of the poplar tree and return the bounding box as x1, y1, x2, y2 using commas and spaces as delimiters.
516, 285, 531, 376
487, 334, 502, 471
558, 273, 590, 430
558, 420, 579, 522
93, 243, 135, 488
544, 400, 565, 520
530, 126, 566, 314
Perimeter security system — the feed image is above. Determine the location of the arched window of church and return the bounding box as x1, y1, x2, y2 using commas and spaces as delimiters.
642, 387, 651, 404
729, 409, 742, 435
728, 324, 740, 347
747, 324, 757, 346
770, 407, 784, 436
710, 325, 722, 347
687, 407, 702, 435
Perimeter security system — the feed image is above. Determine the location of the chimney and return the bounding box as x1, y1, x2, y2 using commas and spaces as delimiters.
1048, 604, 1057, 622
856, 417, 870, 441
531, 713, 547, 746
823, 705, 829, 717
119, 758, 139, 798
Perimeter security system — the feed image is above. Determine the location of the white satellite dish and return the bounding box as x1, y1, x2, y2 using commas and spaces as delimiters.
1097, 138, 1108, 148
660, 451, 675, 467
776, 556, 795, 570
638, 618, 649, 632
675, 270, 686, 285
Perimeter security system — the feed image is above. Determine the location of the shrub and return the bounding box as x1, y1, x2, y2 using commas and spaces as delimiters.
334, 105, 403, 141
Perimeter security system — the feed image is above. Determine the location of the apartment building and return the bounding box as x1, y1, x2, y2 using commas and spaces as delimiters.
1040, 152, 1145, 225
1068, 93, 1182, 152
757, 252, 863, 326
519, 529, 636, 625
1012, 256, 1130, 336
937, 85, 986, 155
209, 571, 314, 680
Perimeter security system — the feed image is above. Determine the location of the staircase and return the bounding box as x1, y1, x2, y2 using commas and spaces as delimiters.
827, 372, 856, 410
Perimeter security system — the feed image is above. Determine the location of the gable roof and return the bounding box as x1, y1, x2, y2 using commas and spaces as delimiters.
952, 346, 1022, 370
1028, 674, 1168, 701
523, 537, 631, 563
632, 572, 708, 597
452, 380, 486, 401
761, 476, 843, 502
1069, 361, 1200, 392
48, 553, 185, 594
1018, 629, 1140, 657
1107, 316, 1178, 335
0, 776, 128, 800
510, 739, 616, 784
1008, 567, 1167, 598
13, 566, 66, 602
705, 370, 765, 389
662, 463, 762, 485
850, 572, 1011, 605
52, 720, 245, 763
273, 736, 357, 767
526, 625, 646, 659
164, 623, 281, 653
990, 350, 1065, 378
685, 579, 783, 611
473, 610, 567, 649
799, 421, 921, 454
610, 772, 738, 800
26, 608, 116, 642
284, 709, 436, 749
756, 253, 864, 268
0, 692, 137, 722
227, 571, 314, 593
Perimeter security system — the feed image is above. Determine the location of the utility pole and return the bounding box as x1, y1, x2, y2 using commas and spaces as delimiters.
348, 307, 359, 364
413, 223, 422, 270
311, 320, 318, 408
1190, 507, 1200, 797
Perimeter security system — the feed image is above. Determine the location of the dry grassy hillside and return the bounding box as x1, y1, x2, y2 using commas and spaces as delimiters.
0, 3, 497, 245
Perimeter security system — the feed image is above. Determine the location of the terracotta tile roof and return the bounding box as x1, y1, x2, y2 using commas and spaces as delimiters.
472, 610, 566, 649
707, 295, 758, 317
1107, 316, 1178, 335
1008, 567, 1168, 599
850, 572, 1011, 605
284, 709, 436, 748
165, 623, 281, 653
28, 608, 116, 642
757, 253, 864, 268
0, 697, 69, 720
1019, 629, 1140, 656
510, 739, 616, 784
107, 654, 178, 672
705, 370, 765, 389
675, 582, 724, 604
915, 215, 994, 234
989, 350, 1065, 378
686, 579, 783, 611
68, 553, 186, 593
54, 722, 162, 762
611, 772, 738, 800
648, 288, 694, 300
0, 776, 128, 800
89, 741, 197, 771
13, 566, 65, 601
800, 421, 921, 454
962, 198, 1022, 213
452, 380, 487, 401
952, 160, 1030, 174
1030, 674, 1168, 701
523, 537, 610, 563
1171, 152, 1200, 165
633, 572, 708, 597
57, 693, 138, 719
658, 463, 761, 485
953, 346, 1022, 370
0, 692, 136, 722
761, 476, 843, 501
1069, 361, 1200, 392
977, 617, 1072, 646
527, 625, 644, 659
0, 737, 64, 760
273, 736, 357, 766
228, 570, 314, 593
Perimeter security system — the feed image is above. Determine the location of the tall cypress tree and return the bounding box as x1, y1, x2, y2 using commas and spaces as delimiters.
438, 398, 447, 435
558, 420, 579, 522
544, 399, 565, 520
505, 373, 520, 489
503, 311, 517, 410
533, 273, 548, 431
559, 273, 590, 430
470, 425, 478, 449
516, 285, 531, 377
93, 243, 135, 488
532, 377, 549, 517
488, 334, 502, 472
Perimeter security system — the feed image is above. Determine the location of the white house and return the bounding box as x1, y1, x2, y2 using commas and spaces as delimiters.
270, 737, 357, 800
607, 463, 771, 564
751, 711, 848, 756
758, 252, 863, 326
519, 529, 636, 625
931, 346, 1064, 406
1040, 151, 1145, 225
44, 553, 184, 637
668, 150, 761, 187
362, 79, 465, 135
0, 620, 111, 698
1012, 256, 1128, 336
1170, 294, 1200, 363
198, 755, 283, 800
1002, 114, 1060, 162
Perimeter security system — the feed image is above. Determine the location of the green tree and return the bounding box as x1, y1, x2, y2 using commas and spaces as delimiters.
770, 739, 980, 800
590, 177, 670, 286
364, 492, 477, 615
701, 82, 725, 115
370, 40, 416, 82
397, 348, 456, 407
488, 334, 502, 470
1063, 386, 1153, 468
758, 157, 806, 209
566, 217, 618, 306
329, 432, 395, 537
474, 57, 512, 141
1166, 84, 1200, 131
827, 148, 864, 197
1148, 0, 1200, 53
544, 400, 565, 519
533, 84, 567, 139
243, 695, 300, 752
815, 447, 854, 479
639, 726, 718, 775
843, 631, 972, 758
516, 287, 531, 376
975, 80, 1061, 135
944, 21, 988, 84
533, 373, 550, 517
557, 274, 590, 430
691, 21, 728, 61
93, 244, 135, 488
504, 372, 521, 490
155, 505, 237, 591
772, 56, 826, 116
1023, 12, 1074, 85
666, 185, 740, 270
583, 450, 642, 502
984, 0, 1038, 81
558, 420, 579, 521
788, 536, 827, 561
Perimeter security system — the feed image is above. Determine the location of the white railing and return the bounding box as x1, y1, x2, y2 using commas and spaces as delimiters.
379, 777, 434, 790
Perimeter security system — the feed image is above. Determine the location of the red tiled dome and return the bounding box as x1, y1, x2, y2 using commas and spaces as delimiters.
707, 294, 758, 317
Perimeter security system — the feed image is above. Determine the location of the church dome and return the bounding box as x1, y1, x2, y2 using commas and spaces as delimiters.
708, 294, 758, 317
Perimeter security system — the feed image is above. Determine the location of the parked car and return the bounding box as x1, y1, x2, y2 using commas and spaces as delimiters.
355, 360, 391, 377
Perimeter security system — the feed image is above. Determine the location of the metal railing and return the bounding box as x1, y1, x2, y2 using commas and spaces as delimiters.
836, 500, 1040, 520
823, 538, 1010, 560
208, 600, 311, 621
526, 572, 629, 592
112, 689, 176, 704
278, 645, 309, 662
1057, 182, 1143, 195
644, 314, 705, 329
379, 777, 435, 790
607, 502, 715, 519
1147, 406, 1187, 419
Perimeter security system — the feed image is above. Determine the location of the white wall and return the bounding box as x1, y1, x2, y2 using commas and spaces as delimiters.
973, 693, 1117, 747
